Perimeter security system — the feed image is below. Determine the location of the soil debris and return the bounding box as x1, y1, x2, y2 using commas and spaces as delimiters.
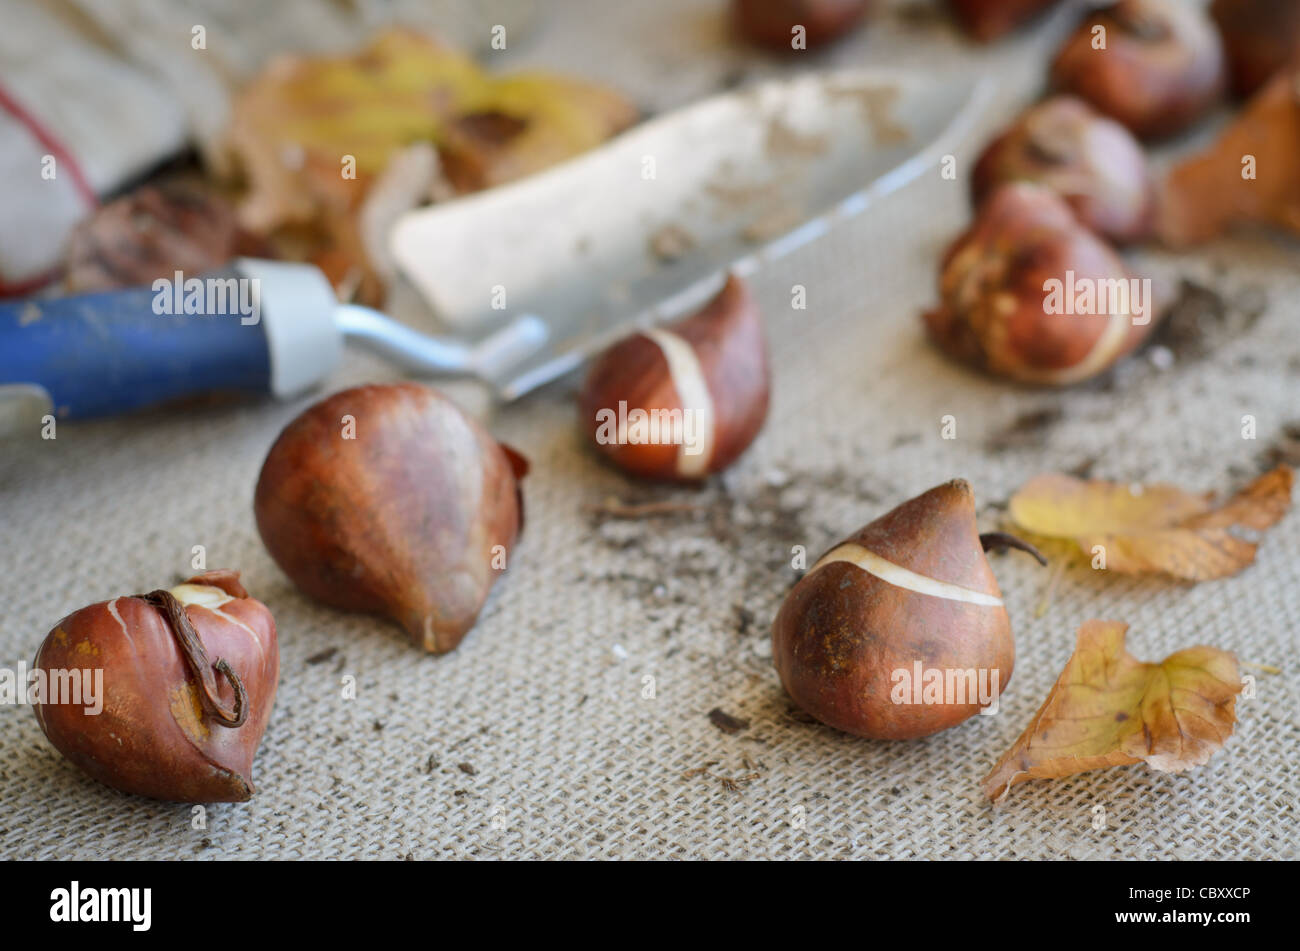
1260, 422, 1300, 471
584, 498, 705, 519
305, 647, 339, 666
985, 406, 1064, 453
648, 223, 695, 262
1153, 279, 1268, 362
765, 117, 830, 159
708, 707, 751, 735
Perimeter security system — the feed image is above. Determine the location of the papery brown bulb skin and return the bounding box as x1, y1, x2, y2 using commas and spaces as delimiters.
33, 571, 279, 803
580, 274, 770, 482
1052, 0, 1226, 139
1211, 0, 1300, 96
732, 0, 871, 50
948, 0, 1063, 41
254, 383, 525, 654
63, 184, 249, 294
773, 481, 1013, 740
924, 183, 1158, 385
972, 96, 1155, 243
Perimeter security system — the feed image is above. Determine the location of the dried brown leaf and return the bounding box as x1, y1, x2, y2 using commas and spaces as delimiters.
1159, 65, 1300, 245
983, 620, 1242, 801
1009, 466, 1293, 580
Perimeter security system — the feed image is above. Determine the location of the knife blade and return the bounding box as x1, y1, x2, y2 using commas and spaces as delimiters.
391, 67, 993, 400
0, 67, 989, 435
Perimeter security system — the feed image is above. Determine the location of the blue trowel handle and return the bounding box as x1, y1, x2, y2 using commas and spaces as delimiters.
0, 260, 342, 419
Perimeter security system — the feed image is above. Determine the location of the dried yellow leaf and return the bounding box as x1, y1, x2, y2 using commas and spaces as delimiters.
225, 28, 637, 231
1008, 466, 1293, 581
983, 620, 1242, 801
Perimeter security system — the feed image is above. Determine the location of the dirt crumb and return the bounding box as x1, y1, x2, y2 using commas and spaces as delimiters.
1154, 279, 1268, 362
985, 406, 1064, 453
708, 707, 751, 735
648, 223, 695, 262
1260, 422, 1300, 471
305, 647, 338, 666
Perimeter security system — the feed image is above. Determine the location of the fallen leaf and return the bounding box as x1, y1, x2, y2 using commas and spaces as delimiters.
1158, 65, 1300, 246
1008, 466, 1293, 580
224, 29, 636, 275
221, 30, 635, 304
983, 620, 1242, 801
437, 74, 637, 192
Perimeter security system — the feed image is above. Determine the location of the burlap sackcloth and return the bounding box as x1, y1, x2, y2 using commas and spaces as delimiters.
1, 0, 1296, 860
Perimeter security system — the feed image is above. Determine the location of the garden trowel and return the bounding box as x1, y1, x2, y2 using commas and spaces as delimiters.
0, 68, 989, 431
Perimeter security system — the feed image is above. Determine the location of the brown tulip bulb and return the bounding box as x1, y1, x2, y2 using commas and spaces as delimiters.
732, 0, 871, 51
580, 274, 770, 481
1052, 0, 1226, 139
924, 183, 1159, 385
1211, 0, 1300, 97
971, 96, 1155, 243
255, 383, 526, 653
33, 570, 279, 803
948, 0, 1064, 41
773, 481, 1044, 740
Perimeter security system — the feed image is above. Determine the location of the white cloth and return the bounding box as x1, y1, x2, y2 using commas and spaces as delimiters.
0, 0, 532, 289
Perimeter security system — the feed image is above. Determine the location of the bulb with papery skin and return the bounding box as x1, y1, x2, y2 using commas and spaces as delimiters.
972, 96, 1155, 243
773, 481, 1044, 740
732, 0, 871, 50
948, 0, 1063, 41
33, 570, 278, 803
924, 182, 1160, 385
255, 383, 526, 654
1211, 0, 1300, 97
579, 274, 770, 482
1052, 0, 1226, 139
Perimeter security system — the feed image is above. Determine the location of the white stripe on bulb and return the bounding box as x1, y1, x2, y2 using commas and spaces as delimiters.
643, 328, 716, 478
810, 543, 1004, 606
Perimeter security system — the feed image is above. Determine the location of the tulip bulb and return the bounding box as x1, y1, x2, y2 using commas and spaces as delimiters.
972, 96, 1155, 243
1052, 0, 1226, 139
948, 0, 1064, 41
1210, 0, 1300, 97
33, 570, 278, 803
773, 481, 1044, 740
924, 183, 1159, 385
732, 0, 872, 50
580, 274, 770, 481
255, 383, 526, 654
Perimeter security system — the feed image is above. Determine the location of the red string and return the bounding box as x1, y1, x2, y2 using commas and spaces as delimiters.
0, 79, 98, 208
0, 79, 99, 295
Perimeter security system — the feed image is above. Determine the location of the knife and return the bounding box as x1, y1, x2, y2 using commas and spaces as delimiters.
0, 68, 990, 433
